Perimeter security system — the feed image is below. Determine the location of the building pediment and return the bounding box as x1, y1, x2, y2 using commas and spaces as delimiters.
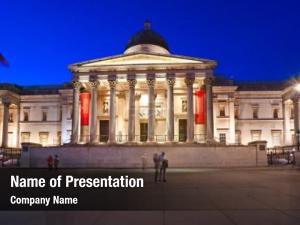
69, 53, 216, 70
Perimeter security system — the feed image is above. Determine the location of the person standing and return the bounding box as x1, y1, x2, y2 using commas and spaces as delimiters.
47, 155, 53, 170
153, 153, 160, 182
54, 155, 59, 170
159, 152, 168, 182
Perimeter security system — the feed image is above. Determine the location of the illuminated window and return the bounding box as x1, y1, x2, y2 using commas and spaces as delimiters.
271, 130, 281, 147
219, 104, 225, 117
251, 130, 261, 141
39, 132, 49, 146
21, 132, 30, 143
9, 113, 14, 123
57, 131, 61, 145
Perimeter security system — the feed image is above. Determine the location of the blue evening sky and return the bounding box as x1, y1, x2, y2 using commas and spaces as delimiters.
0, 0, 299, 85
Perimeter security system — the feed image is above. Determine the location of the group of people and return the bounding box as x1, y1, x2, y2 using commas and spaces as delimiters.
47, 155, 59, 170
153, 152, 168, 182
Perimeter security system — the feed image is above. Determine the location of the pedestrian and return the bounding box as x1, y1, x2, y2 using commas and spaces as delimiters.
159, 152, 168, 182
47, 155, 53, 170
54, 155, 59, 170
153, 153, 160, 182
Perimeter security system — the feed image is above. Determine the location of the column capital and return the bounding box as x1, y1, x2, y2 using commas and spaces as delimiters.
72, 80, 81, 89
184, 77, 195, 86
1, 96, 11, 106
88, 81, 99, 88
146, 78, 156, 88
166, 77, 175, 87
127, 79, 137, 88
108, 79, 117, 89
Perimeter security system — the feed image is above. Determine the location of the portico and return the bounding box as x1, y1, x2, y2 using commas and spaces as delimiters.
69, 70, 215, 145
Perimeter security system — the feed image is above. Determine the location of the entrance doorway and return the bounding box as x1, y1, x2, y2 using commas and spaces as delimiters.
140, 123, 148, 142
179, 119, 187, 142
99, 120, 109, 142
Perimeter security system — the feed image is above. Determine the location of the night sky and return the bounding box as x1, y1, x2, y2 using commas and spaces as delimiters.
0, 0, 299, 85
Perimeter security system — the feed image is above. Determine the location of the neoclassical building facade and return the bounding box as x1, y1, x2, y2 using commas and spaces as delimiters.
0, 22, 299, 148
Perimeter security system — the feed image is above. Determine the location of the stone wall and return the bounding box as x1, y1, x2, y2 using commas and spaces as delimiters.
20, 144, 268, 168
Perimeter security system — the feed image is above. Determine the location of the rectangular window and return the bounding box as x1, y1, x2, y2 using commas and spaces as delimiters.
23, 107, 30, 121
290, 107, 294, 119
272, 130, 281, 147
23, 111, 29, 121
57, 131, 61, 145
39, 132, 49, 146
182, 100, 187, 113
9, 113, 14, 123
42, 111, 47, 121
273, 108, 279, 119
219, 105, 226, 117
235, 130, 241, 145
252, 107, 258, 119
251, 130, 261, 141
21, 132, 30, 143
234, 106, 239, 119
219, 133, 226, 144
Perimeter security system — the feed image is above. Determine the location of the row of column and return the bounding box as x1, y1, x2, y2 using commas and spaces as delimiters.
71, 74, 214, 144
292, 97, 300, 146
1, 98, 10, 148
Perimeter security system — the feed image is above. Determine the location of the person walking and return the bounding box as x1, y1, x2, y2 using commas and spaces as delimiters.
47, 155, 53, 170
153, 153, 160, 182
159, 152, 168, 182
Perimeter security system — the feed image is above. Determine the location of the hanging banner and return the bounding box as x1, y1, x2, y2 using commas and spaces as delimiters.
80, 92, 91, 126
195, 90, 205, 124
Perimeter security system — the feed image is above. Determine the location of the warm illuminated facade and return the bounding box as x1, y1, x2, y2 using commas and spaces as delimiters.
0, 22, 299, 148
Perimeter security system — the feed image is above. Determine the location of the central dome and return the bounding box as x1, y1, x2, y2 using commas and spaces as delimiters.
124, 21, 170, 55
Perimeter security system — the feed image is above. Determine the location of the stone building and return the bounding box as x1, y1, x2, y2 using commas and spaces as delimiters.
0, 22, 299, 148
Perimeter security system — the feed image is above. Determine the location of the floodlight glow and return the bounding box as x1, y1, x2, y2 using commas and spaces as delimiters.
295, 83, 300, 92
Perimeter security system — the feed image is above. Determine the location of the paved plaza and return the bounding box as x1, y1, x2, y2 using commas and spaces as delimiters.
1, 167, 300, 225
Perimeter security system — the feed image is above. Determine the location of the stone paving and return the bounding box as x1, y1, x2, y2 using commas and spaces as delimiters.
1, 167, 300, 225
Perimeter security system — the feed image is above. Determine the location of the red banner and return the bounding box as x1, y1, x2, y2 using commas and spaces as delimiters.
195, 90, 205, 124
80, 92, 91, 126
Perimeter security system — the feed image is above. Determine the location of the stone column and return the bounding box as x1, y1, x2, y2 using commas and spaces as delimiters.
71, 81, 81, 144
166, 74, 175, 142
228, 98, 235, 144
127, 75, 137, 142
147, 74, 156, 142
283, 100, 292, 145
185, 75, 195, 143
135, 94, 141, 140
293, 97, 300, 146
1, 98, 10, 148
205, 77, 214, 143
89, 80, 99, 144
108, 76, 117, 143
